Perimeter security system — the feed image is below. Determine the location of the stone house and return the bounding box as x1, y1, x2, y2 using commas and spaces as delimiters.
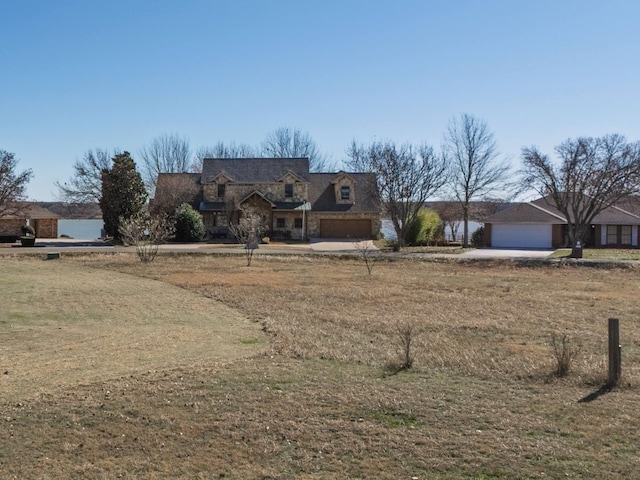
155, 158, 381, 240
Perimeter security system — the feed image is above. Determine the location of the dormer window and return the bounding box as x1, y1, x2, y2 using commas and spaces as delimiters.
340, 186, 351, 200
217, 183, 226, 198
285, 183, 294, 198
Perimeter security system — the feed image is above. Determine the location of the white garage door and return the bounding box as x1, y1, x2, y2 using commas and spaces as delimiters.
492, 224, 552, 249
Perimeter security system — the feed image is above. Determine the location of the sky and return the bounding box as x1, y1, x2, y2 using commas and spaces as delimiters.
2, 0, 639, 201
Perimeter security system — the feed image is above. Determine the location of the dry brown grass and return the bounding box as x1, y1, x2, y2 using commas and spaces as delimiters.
2, 253, 640, 478
0, 255, 266, 402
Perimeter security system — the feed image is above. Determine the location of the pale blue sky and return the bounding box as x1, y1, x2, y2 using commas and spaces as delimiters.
2, 0, 639, 201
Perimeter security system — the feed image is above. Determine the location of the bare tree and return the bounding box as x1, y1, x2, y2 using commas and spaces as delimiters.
119, 212, 174, 263
347, 140, 448, 250
522, 134, 640, 247
261, 127, 331, 172
444, 114, 511, 247
139, 133, 192, 195
228, 205, 267, 266
437, 201, 464, 242
0, 150, 32, 218
191, 141, 256, 172
55, 148, 113, 203
353, 240, 380, 275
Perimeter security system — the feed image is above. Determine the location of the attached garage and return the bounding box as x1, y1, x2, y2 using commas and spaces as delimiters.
491, 224, 552, 249
319, 219, 372, 239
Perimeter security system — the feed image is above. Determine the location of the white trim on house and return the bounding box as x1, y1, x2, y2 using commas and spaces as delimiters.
600, 224, 639, 247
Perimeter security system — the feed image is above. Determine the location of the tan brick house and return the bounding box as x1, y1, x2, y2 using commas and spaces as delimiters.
155, 158, 381, 240
0, 203, 59, 239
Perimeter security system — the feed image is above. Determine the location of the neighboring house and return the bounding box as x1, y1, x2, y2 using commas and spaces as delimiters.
483, 195, 640, 248
0, 203, 59, 238
155, 158, 381, 240
41, 202, 104, 239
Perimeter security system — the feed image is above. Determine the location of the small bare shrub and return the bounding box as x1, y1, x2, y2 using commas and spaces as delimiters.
550, 333, 581, 377
353, 240, 380, 275
119, 213, 173, 263
229, 206, 266, 266
386, 322, 419, 373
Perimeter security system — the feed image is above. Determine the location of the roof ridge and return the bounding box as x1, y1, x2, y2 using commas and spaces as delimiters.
528, 201, 567, 222
609, 203, 640, 220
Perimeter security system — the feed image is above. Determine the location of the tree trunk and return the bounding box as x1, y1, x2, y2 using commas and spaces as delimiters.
462, 204, 469, 248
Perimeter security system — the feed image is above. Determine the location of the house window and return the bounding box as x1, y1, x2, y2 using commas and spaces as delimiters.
607, 225, 617, 244
607, 225, 632, 245
294, 218, 303, 229
276, 218, 286, 229
217, 183, 226, 198
285, 183, 294, 198
341, 185, 351, 200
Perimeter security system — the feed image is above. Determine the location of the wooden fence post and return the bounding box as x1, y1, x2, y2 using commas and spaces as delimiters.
608, 318, 621, 388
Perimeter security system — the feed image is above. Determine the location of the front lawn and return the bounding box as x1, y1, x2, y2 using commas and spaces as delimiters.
2, 254, 640, 478
550, 248, 640, 260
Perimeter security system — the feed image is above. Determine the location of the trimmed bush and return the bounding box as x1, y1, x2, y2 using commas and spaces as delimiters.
404, 208, 441, 246
174, 203, 205, 242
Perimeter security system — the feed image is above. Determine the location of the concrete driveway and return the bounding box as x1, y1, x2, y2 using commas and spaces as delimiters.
461, 248, 554, 259
310, 238, 377, 252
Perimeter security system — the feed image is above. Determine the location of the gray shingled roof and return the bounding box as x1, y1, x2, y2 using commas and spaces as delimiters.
486, 194, 640, 224
201, 158, 310, 183
0, 203, 60, 219
308, 173, 380, 212
484, 202, 564, 224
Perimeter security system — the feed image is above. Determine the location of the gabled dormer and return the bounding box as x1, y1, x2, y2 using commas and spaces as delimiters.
210, 171, 233, 199
332, 172, 356, 205
278, 170, 307, 200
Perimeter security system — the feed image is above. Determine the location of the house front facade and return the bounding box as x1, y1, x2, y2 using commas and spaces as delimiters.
483, 195, 640, 249
157, 158, 381, 240
0, 203, 59, 240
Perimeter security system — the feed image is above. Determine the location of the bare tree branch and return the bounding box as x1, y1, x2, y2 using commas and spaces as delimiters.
192, 141, 256, 172
0, 150, 33, 219
444, 114, 511, 247
139, 133, 192, 195
55, 148, 112, 203
261, 127, 332, 172
347, 140, 448, 250
521, 134, 640, 246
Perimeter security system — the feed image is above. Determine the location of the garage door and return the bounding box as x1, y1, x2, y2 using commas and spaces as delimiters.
492, 224, 552, 248
319, 219, 372, 239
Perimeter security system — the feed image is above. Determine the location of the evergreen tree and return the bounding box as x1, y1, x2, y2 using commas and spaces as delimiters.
100, 152, 147, 240
174, 203, 205, 242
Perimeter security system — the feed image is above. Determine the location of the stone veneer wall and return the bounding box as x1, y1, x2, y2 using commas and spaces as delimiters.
203, 182, 308, 203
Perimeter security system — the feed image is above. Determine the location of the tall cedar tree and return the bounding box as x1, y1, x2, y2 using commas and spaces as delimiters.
100, 152, 147, 240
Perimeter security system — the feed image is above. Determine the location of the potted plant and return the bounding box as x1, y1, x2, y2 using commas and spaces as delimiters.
20, 224, 36, 247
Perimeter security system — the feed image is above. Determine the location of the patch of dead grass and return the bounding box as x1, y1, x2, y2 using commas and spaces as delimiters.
2, 253, 640, 478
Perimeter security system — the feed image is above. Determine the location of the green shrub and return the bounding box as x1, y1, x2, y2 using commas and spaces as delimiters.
404, 209, 441, 246
471, 226, 484, 247
174, 203, 205, 242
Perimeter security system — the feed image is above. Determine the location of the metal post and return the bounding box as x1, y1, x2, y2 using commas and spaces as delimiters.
608, 318, 621, 387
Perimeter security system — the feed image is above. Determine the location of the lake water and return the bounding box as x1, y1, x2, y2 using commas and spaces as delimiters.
381, 218, 482, 242
58, 219, 104, 239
